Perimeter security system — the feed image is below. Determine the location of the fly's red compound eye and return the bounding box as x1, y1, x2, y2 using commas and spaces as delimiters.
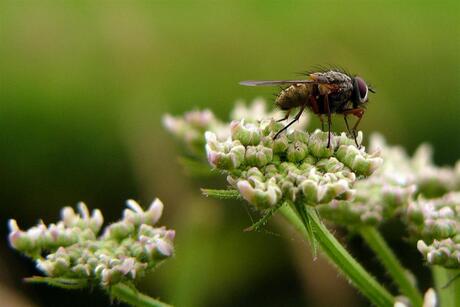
355, 77, 368, 102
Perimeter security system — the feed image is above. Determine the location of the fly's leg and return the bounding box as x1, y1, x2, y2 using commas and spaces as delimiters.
308, 94, 325, 131
324, 94, 332, 148
273, 105, 306, 139
352, 115, 363, 147
276, 110, 291, 122
309, 94, 320, 114
319, 116, 325, 131
344, 115, 351, 135
343, 108, 365, 148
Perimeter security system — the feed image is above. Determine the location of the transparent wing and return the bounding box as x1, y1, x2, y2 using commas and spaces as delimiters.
239, 80, 316, 86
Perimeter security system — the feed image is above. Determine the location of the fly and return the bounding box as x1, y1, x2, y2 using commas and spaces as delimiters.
240, 69, 375, 148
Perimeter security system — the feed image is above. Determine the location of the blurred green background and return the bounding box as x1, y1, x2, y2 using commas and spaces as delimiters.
1, 1, 459, 306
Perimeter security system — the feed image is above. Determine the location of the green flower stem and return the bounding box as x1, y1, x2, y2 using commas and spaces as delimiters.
359, 226, 423, 307
432, 266, 460, 307
110, 283, 172, 307
279, 203, 394, 307
453, 269, 460, 307
278, 203, 308, 237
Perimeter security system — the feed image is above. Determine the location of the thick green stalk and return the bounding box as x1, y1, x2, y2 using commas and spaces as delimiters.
110, 283, 172, 307
432, 266, 460, 307
360, 226, 423, 307
453, 269, 460, 307
280, 203, 394, 307
278, 203, 308, 237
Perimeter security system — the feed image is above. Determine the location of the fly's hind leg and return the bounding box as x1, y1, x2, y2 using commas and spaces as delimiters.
276, 110, 291, 122
273, 105, 305, 139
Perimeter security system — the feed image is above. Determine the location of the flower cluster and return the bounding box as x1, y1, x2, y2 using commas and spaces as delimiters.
205, 119, 382, 210
163, 98, 309, 157
318, 134, 417, 227
406, 192, 460, 268
410, 144, 460, 198
417, 237, 460, 268
8, 199, 175, 286
319, 134, 460, 228
163, 109, 226, 156
407, 192, 460, 241
165, 101, 460, 270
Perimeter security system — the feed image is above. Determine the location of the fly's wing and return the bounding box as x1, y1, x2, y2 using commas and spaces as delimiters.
240, 72, 353, 87
239, 80, 316, 86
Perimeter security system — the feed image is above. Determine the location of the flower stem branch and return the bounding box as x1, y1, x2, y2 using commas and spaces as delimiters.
280, 203, 394, 307
278, 203, 308, 237
109, 283, 172, 307
204, 191, 395, 306
453, 269, 460, 307
359, 226, 423, 307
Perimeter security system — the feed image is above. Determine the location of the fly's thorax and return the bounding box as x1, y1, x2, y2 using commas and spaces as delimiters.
311, 71, 352, 84
275, 84, 311, 110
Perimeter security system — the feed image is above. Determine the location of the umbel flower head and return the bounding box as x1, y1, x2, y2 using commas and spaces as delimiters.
8, 199, 175, 286
318, 134, 417, 227
410, 144, 460, 198
406, 192, 460, 268
205, 118, 382, 210
319, 134, 460, 228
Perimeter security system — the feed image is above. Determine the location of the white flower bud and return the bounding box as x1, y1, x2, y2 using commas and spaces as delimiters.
206, 133, 246, 170
417, 240, 429, 253
245, 145, 273, 167
8, 219, 35, 252
77, 202, 90, 219
126, 199, 144, 214
91, 209, 104, 232
423, 288, 437, 307
155, 239, 174, 258
143, 198, 164, 225
61, 207, 77, 226
237, 178, 281, 209
287, 141, 308, 162
230, 120, 261, 146
308, 130, 335, 158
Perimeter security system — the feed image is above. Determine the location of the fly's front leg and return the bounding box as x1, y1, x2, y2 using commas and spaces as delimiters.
343, 108, 365, 148
344, 115, 351, 135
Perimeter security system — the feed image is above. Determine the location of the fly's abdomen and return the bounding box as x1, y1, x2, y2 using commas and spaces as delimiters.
275, 84, 311, 110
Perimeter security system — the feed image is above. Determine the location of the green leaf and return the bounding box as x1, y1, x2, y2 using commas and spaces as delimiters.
244, 202, 284, 232
109, 282, 173, 307
201, 188, 241, 200
294, 202, 318, 258
24, 276, 88, 289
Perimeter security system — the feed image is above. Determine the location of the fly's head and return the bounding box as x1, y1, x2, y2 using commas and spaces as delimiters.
352, 76, 375, 107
